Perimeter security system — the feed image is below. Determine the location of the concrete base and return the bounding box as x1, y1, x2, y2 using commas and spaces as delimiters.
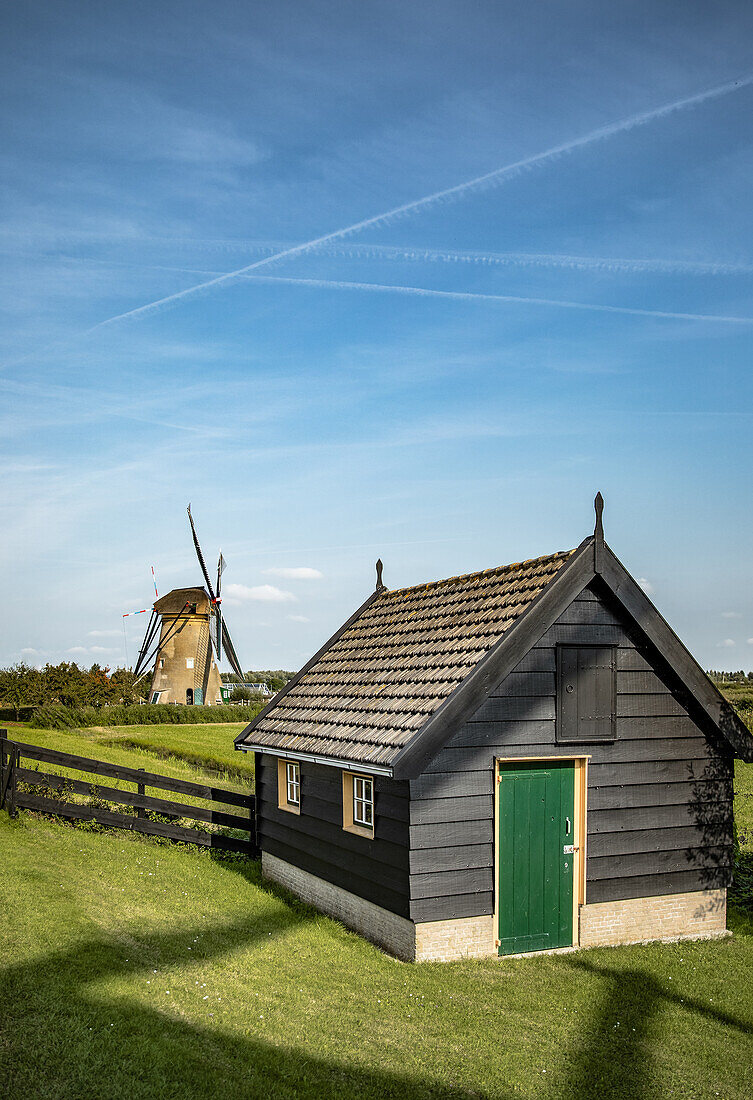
262, 854, 729, 961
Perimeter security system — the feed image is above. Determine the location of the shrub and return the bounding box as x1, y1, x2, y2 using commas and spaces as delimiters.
28, 702, 262, 730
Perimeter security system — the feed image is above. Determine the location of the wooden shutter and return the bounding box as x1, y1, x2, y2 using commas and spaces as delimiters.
556, 645, 616, 742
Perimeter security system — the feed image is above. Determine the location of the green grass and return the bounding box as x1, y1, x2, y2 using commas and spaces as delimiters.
98, 723, 253, 780
1, 812, 752, 1100
3, 720, 250, 787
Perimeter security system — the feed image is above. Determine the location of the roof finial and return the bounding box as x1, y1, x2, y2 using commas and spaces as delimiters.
375, 558, 385, 593
594, 492, 604, 541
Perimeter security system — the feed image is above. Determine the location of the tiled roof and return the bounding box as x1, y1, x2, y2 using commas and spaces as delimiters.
238, 549, 574, 767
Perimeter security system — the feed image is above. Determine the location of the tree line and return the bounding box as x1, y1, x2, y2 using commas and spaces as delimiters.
0, 662, 147, 718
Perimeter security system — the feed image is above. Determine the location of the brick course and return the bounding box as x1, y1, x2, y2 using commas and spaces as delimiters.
579, 889, 728, 947
263, 855, 728, 960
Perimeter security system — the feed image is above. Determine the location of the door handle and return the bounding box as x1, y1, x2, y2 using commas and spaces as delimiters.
565, 817, 571, 836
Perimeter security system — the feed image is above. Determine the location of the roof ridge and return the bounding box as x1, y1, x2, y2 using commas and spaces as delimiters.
383, 547, 575, 599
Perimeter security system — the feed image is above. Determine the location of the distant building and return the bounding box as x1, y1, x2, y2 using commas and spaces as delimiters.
220, 682, 273, 702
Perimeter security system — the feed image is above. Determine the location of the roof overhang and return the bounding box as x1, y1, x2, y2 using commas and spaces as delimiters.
237, 743, 393, 777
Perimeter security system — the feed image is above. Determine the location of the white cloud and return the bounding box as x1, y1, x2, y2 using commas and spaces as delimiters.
636, 577, 654, 596
67, 646, 89, 655
263, 567, 323, 580
721, 611, 743, 619
87, 629, 122, 638
223, 583, 295, 603
747, 638, 753, 646
287, 614, 311, 623
716, 639, 736, 649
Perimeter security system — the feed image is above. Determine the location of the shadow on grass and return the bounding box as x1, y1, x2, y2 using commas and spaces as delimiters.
0, 895, 484, 1100
560, 955, 752, 1099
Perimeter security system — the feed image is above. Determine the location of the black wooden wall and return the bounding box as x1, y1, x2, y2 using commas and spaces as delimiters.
255, 753, 411, 917
408, 582, 734, 923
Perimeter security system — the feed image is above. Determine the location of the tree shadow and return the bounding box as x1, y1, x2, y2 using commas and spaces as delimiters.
558, 955, 752, 1100
0, 905, 490, 1100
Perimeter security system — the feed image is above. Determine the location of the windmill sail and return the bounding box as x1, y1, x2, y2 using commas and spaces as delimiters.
187, 504, 216, 600
221, 619, 245, 682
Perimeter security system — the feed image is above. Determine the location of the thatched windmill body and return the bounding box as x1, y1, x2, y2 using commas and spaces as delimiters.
133, 507, 245, 705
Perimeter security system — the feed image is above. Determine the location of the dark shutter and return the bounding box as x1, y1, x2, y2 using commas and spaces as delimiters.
556, 646, 616, 742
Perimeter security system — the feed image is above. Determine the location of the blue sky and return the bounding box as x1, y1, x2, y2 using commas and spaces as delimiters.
2, 0, 752, 674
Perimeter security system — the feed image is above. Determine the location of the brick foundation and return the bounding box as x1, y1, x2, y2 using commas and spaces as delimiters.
261, 852, 416, 960
263, 854, 728, 960
579, 889, 728, 947
415, 915, 495, 961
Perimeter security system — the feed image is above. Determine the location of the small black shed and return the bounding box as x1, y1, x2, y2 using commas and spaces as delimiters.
235, 501, 751, 961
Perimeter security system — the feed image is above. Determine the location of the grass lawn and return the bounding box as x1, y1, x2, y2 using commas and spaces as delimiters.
1, 719, 250, 788
97, 722, 253, 780
1, 813, 752, 1100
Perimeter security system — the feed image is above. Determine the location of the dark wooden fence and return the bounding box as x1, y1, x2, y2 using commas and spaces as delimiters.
0, 730, 257, 855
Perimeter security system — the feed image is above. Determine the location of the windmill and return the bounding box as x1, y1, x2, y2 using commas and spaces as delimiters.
133, 506, 245, 705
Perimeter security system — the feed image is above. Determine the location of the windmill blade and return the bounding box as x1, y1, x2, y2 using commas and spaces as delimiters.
187, 503, 216, 600
209, 604, 222, 661
221, 618, 245, 682
216, 552, 226, 599
134, 611, 159, 678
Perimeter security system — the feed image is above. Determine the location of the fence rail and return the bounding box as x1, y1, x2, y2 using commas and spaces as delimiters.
0, 730, 257, 855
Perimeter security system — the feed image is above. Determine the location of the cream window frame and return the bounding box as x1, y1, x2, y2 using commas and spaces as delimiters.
277, 758, 301, 815
342, 772, 374, 838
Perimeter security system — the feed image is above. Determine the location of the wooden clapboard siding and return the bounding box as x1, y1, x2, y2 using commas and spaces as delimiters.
407, 585, 734, 923
256, 754, 410, 916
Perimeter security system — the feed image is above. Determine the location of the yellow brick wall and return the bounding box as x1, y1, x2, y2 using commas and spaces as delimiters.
579, 889, 728, 947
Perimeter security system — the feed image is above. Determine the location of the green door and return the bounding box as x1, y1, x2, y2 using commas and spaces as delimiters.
497, 762, 575, 955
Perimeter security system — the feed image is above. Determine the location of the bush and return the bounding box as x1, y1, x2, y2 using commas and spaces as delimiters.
28, 703, 262, 730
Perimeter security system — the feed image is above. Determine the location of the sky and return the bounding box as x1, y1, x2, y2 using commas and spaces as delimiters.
1, 0, 753, 675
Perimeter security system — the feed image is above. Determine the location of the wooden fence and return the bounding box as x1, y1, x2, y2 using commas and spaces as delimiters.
0, 730, 257, 855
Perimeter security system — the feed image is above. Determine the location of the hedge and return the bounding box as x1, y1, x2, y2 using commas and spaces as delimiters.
28, 702, 264, 730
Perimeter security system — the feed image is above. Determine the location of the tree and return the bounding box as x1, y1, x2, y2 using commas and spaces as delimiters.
0, 663, 42, 719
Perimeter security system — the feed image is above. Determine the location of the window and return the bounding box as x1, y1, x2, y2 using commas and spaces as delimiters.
159, 658, 165, 669
353, 776, 373, 827
342, 772, 374, 838
556, 645, 616, 742
186, 658, 194, 669
277, 759, 301, 814
150, 691, 162, 704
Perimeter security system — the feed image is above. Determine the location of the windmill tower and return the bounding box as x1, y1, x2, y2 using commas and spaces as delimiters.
133, 506, 245, 705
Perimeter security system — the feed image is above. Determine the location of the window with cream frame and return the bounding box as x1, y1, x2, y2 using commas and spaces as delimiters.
277, 758, 301, 814
342, 771, 374, 838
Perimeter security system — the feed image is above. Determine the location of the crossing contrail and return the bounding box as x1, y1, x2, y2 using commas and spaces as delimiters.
237, 272, 753, 324
80, 72, 753, 333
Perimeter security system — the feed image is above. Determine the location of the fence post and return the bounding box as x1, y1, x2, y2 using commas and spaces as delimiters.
0, 729, 7, 811
137, 769, 146, 819
7, 746, 19, 818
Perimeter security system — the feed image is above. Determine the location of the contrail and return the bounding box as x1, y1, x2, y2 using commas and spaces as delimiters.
238, 273, 753, 324
14, 242, 753, 277
325, 242, 753, 276
81, 72, 753, 333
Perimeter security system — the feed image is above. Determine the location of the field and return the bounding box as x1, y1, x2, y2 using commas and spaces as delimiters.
1, 811, 752, 1100
2, 717, 753, 1098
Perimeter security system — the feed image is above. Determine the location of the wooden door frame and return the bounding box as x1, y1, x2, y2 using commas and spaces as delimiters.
494, 755, 589, 951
